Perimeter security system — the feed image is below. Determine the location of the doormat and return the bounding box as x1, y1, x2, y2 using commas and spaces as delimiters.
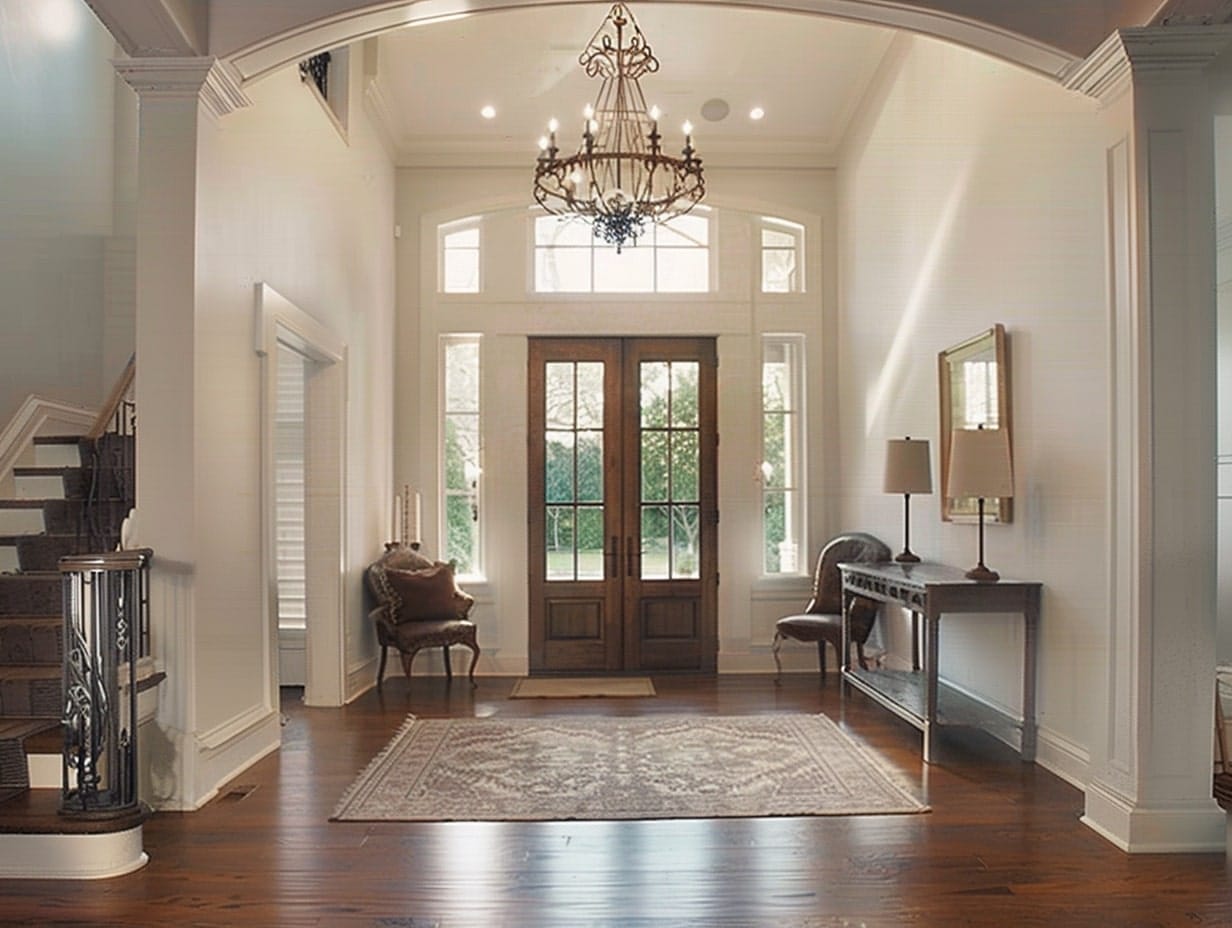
332, 713, 928, 822
509, 677, 656, 699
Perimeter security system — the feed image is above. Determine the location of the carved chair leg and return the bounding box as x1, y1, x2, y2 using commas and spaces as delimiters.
772, 631, 785, 686
442, 645, 453, 680
377, 645, 388, 688
401, 648, 418, 679
465, 640, 480, 687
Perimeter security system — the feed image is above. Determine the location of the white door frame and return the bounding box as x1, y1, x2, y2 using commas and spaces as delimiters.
255, 283, 348, 707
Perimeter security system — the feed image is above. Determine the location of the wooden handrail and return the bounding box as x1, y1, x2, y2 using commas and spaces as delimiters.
86, 353, 135, 440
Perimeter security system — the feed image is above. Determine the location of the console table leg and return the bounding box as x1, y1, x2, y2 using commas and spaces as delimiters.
1021, 592, 1040, 762
924, 613, 940, 763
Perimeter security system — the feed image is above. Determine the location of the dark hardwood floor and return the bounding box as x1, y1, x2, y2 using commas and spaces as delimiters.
1, 673, 1230, 927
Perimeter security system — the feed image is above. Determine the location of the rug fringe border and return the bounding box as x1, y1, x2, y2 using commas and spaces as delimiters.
330, 713, 421, 821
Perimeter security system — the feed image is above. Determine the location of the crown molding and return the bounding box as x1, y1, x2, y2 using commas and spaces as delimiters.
113, 57, 251, 120
1064, 25, 1232, 103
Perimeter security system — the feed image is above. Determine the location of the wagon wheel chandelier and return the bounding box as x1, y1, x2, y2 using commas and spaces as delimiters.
532, 2, 705, 252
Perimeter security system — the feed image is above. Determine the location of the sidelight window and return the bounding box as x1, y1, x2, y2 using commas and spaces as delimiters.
761, 334, 806, 574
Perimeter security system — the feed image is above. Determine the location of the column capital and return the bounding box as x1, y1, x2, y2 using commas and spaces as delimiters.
113, 56, 250, 120
1064, 25, 1232, 103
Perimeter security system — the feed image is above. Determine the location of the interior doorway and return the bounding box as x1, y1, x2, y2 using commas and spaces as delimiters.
274, 343, 308, 686
527, 337, 718, 674
257, 283, 347, 708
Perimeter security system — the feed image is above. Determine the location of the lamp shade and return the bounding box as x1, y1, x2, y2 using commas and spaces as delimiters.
947, 428, 1013, 499
884, 438, 932, 494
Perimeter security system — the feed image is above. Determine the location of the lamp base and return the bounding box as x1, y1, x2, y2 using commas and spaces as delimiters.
965, 564, 1000, 583
895, 550, 921, 563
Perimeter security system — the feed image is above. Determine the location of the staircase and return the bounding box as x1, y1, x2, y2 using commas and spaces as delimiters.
0, 431, 134, 803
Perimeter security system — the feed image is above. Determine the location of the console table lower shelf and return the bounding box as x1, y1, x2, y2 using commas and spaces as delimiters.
843, 666, 1027, 756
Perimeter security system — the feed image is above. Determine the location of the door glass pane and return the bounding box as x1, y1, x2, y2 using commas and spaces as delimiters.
545, 363, 575, 429
576, 506, 604, 580
641, 505, 670, 580
545, 431, 575, 503
641, 430, 669, 502
640, 362, 669, 427
672, 431, 699, 501
545, 506, 575, 580
576, 362, 604, 427
577, 431, 603, 502
672, 505, 700, 579
670, 362, 699, 427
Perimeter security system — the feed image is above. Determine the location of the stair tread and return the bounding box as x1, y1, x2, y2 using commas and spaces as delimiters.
0, 788, 149, 834
0, 615, 59, 623
0, 666, 60, 679
0, 500, 52, 510
0, 572, 59, 579
31, 436, 82, 445
12, 466, 76, 476
0, 719, 58, 742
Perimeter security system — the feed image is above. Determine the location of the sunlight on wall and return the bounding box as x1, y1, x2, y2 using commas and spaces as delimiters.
863, 154, 974, 436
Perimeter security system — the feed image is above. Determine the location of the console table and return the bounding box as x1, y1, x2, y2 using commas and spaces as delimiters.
839, 561, 1041, 764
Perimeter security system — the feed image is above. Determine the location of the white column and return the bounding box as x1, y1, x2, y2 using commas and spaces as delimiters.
1067, 26, 1232, 852
113, 58, 249, 810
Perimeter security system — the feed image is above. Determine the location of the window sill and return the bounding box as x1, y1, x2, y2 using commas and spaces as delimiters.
750, 574, 811, 599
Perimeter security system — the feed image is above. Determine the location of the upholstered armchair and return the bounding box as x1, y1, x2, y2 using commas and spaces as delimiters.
365, 543, 480, 687
772, 532, 890, 683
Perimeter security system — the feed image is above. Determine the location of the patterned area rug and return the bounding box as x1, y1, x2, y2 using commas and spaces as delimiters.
509, 677, 656, 699
332, 713, 928, 822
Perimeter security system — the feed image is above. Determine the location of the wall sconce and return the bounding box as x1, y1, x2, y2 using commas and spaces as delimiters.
946, 427, 1013, 581
883, 437, 932, 563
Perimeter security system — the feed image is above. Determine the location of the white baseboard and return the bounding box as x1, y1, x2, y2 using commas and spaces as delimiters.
1082, 779, 1227, 852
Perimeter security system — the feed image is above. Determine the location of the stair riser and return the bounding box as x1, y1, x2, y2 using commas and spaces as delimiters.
33, 443, 82, 468
13, 476, 62, 500
41, 499, 129, 538
15, 536, 87, 572
0, 624, 62, 666
0, 510, 44, 535
0, 678, 59, 718
0, 578, 59, 617
61, 467, 132, 502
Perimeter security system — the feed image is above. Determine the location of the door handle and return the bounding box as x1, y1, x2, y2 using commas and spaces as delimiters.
626, 536, 634, 577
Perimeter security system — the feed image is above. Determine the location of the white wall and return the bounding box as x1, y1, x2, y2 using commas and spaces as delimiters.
394, 167, 837, 674
837, 35, 1106, 780
0, 0, 136, 423
143, 51, 395, 806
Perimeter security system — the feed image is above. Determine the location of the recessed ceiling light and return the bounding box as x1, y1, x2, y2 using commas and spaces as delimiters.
481, 105, 496, 119
749, 107, 765, 121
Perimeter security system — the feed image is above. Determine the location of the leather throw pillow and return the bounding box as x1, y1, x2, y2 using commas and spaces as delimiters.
384, 564, 459, 623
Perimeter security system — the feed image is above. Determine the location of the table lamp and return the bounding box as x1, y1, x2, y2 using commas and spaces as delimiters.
947, 426, 1013, 581
884, 437, 932, 563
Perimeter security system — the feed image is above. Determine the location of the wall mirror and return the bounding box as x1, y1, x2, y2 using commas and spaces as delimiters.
938, 324, 1012, 523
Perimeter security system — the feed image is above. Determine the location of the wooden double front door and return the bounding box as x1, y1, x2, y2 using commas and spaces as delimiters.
528, 337, 718, 674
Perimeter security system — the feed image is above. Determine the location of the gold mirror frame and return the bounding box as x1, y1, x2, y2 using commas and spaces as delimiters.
938, 324, 1012, 523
